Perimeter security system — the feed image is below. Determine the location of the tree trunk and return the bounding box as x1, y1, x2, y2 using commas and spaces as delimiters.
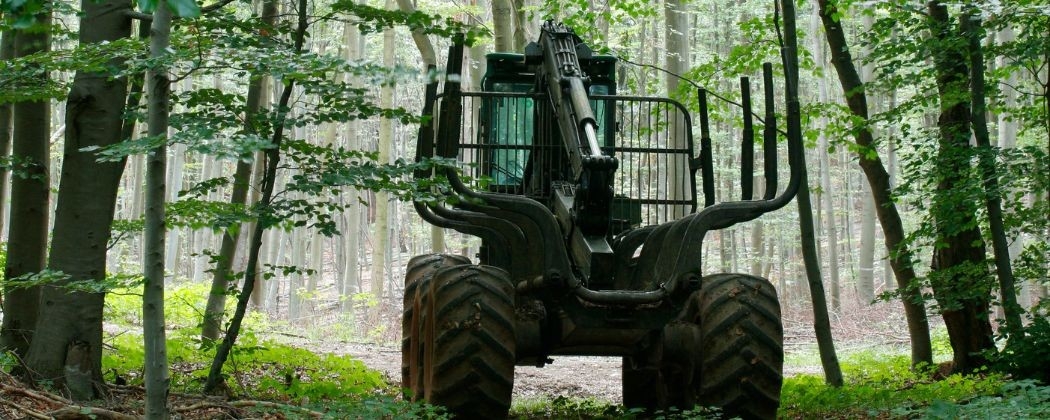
786, 0, 842, 386
0, 31, 14, 241
858, 179, 876, 302
205, 0, 309, 393
491, 0, 514, 51
340, 19, 363, 313
926, 2, 994, 373
665, 0, 690, 218
164, 142, 186, 277
858, 12, 877, 303
798, 176, 844, 387
394, 0, 443, 253
811, 10, 841, 312
22, 0, 132, 399
201, 0, 276, 342
370, 0, 396, 316
0, 13, 51, 360
818, 0, 933, 368
143, 2, 174, 416
962, 4, 1022, 340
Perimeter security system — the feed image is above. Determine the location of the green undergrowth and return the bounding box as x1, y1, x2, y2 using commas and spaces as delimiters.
508, 350, 1049, 419
510, 395, 725, 419
781, 351, 1014, 418
101, 330, 448, 418
101, 283, 448, 418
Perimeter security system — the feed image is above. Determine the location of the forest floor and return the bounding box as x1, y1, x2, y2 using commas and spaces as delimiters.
289, 289, 927, 404
0, 288, 933, 419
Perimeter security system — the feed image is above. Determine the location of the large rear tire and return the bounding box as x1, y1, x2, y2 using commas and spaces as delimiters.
422, 265, 516, 418
401, 254, 470, 400
694, 273, 783, 420
621, 273, 783, 420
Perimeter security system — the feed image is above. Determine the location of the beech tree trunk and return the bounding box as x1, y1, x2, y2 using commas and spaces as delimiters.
22, 0, 132, 399
926, 1, 994, 373
0, 31, 13, 241
201, 0, 276, 342
205, 0, 308, 393
962, 5, 1022, 340
370, 0, 396, 317
491, 0, 514, 52
0, 12, 52, 360
339, 19, 363, 313
789, 1, 842, 386
143, 1, 173, 416
665, 0, 690, 217
818, 0, 933, 368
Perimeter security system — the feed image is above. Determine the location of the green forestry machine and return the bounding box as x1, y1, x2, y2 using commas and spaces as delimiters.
404, 19, 803, 420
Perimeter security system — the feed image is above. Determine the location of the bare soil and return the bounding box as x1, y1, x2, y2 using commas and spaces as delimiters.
298, 290, 917, 404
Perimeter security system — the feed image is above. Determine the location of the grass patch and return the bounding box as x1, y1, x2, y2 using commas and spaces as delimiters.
510, 395, 725, 419
100, 282, 445, 418
781, 351, 1007, 418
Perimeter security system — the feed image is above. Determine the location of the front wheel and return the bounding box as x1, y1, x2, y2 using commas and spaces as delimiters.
401, 254, 470, 400
694, 273, 783, 419
422, 264, 516, 418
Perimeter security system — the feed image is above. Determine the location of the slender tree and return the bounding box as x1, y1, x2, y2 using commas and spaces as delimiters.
788, 0, 842, 387
1, 6, 51, 362
962, 3, 1022, 340
817, 0, 933, 367
205, 0, 309, 392
142, 0, 180, 415
0, 31, 14, 241
201, 0, 277, 343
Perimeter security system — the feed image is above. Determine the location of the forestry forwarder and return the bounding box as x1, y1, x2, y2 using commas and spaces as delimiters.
403, 19, 803, 420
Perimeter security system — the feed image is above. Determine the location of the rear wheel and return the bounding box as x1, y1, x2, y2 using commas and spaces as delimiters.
622, 273, 783, 420
694, 273, 783, 419
401, 254, 470, 400
422, 264, 516, 418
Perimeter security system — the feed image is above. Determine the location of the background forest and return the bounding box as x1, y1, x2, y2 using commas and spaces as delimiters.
0, 0, 1048, 418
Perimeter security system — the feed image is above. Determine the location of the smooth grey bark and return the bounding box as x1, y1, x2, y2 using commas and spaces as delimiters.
858, 13, 877, 302
962, 5, 1022, 340
491, 0, 514, 51
201, 0, 276, 343
371, 0, 396, 315
665, 0, 689, 217
818, 0, 933, 367
811, 10, 840, 311
858, 180, 876, 302
143, 1, 173, 416
0, 31, 14, 241
340, 21, 363, 312
163, 142, 185, 276
23, 0, 131, 399
0, 13, 51, 360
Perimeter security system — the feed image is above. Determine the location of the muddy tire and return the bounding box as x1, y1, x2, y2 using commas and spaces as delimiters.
622, 273, 782, 419
401, 254, 470, 400
694, 273, 783, 420
421, 264, 516, 419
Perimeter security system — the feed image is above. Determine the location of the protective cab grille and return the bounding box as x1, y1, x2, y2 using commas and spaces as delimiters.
440, 92, 697, 229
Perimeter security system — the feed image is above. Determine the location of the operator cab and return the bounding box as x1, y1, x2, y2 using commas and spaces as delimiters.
478, 52, 618, 198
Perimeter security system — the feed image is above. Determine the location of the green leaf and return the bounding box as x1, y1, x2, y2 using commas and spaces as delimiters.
167, 0, 201, 18
138, 0, 157, 13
